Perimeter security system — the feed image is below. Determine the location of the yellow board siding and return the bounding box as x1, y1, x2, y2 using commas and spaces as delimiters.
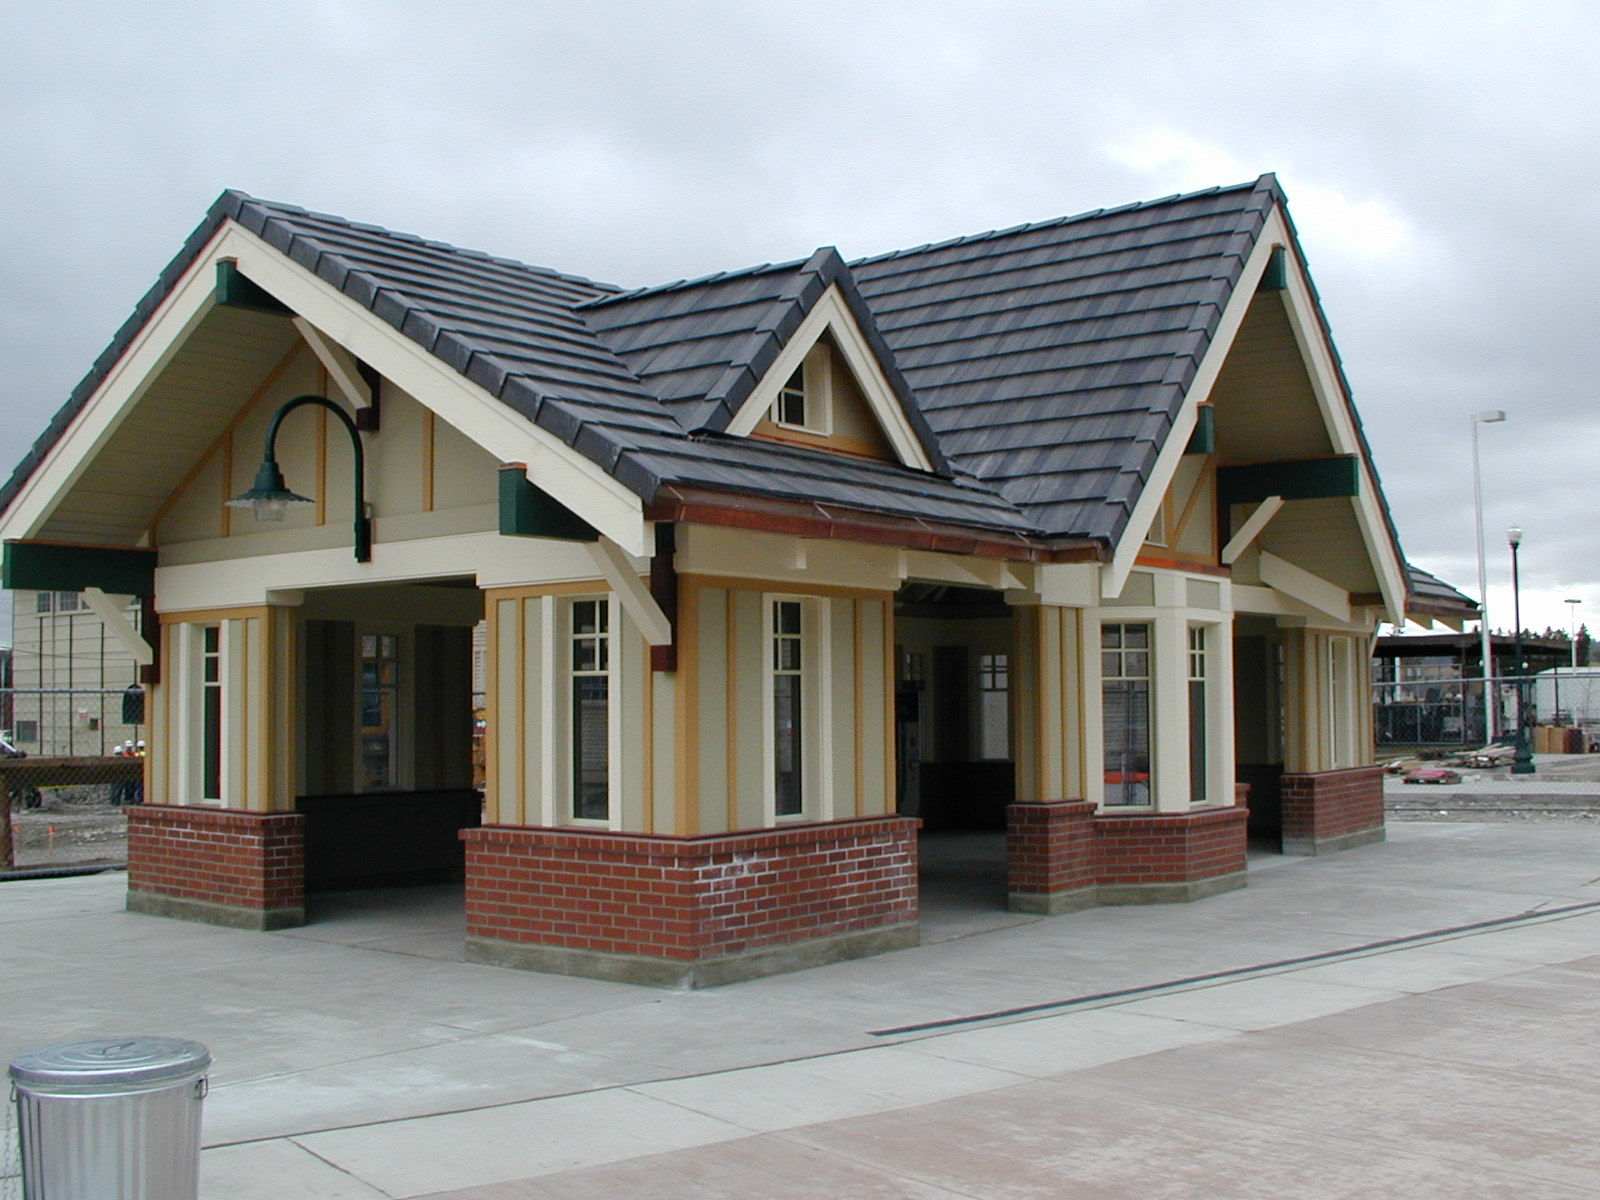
695, 587, 730, 835
858, 596, 890, 817
829, 597, 858, 818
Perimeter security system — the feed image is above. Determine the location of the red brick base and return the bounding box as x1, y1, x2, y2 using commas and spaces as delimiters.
1007, 802, 1249, 909
462, 816, 920, 987
1281, 766, 1386, 855
126, 805, 306, 930
1007, 801, 1098, 913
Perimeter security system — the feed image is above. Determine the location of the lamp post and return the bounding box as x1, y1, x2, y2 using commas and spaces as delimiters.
227, 395, 371, 562
1507, 525, 1533, 774
1471, 410, 1506, 744
1567, 598, 1582, 668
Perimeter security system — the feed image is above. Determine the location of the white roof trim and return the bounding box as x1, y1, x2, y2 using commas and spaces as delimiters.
723, 284, 934, 472
1101, 206, 1409, 624
1, 221, 649, 558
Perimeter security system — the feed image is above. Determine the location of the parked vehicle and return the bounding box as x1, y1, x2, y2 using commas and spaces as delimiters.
0, 736, 26, 759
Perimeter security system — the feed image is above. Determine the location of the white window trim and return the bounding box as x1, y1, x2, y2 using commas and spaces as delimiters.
761, 595, 832, 825
561, 593, 621, 830
177, 621, 227, 807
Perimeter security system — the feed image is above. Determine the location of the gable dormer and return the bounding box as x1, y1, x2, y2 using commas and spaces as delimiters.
583, 250, 948, 476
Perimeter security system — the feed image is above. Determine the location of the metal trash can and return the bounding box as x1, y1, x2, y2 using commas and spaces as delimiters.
8, 1037, 210, 1199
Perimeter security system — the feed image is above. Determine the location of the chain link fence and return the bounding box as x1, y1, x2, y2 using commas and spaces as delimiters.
2, 687, 145, 871
1373, 671, 1600, 754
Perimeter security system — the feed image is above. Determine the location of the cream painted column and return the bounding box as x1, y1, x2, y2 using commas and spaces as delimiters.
1150, 611, 1191, 813
1206, 615, 1237, 806
1012, 602, 1086, 804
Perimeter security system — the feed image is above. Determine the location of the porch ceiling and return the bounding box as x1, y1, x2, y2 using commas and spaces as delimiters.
36, 304, 299, 546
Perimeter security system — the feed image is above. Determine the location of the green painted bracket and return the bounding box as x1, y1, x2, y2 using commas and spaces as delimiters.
216, 260, 292, 315
1217, 455, 1359, 507
2, 541, 158, 596
1185, 405, 1215, 455
498, 466, 599, 542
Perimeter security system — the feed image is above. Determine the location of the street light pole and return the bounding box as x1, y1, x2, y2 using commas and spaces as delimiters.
1471, 410, 1506, 744
1567, 598, 1581, 668
1508, 525, 1533, 774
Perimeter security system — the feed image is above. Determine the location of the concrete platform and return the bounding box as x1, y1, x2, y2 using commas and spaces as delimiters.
4, 822, 1600, 1197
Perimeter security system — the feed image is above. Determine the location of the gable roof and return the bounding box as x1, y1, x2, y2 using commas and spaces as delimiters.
0, 177, 1402, 566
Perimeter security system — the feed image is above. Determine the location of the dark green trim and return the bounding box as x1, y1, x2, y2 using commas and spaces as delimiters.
498, 465, 598, 542
1218, 455, 1359, 507
1185, 405, 1215, 455
215, 260, 292, 315
2, 541, 157, 596
1260, 245, 1288, 291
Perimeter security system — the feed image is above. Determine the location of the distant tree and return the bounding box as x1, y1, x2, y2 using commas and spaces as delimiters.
1578, 624, 1593, 667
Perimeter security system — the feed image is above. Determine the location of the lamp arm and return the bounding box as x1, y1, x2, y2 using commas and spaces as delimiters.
262, 395, 370, 562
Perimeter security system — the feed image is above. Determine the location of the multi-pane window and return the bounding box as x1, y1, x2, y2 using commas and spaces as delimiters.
201, 625, 222, 801
571, 599, 610, 820
35, 592, 52, 613
55, 592, 81, 612
1188, 626, 1208, 805
774, 367, 807, 428
977, 653, 1010, 760
361, 634, 400, 790
772, 600, 804, 817
1102, 623, 1152, 806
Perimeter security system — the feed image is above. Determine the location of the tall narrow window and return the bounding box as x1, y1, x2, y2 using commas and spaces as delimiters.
772, 599, 804, 817
1188, 626, 1208, 805
1102, 623, 1151, 806
571, 599, 610, 820
977, 653, 1010, 760
361, 634, 401, 790
201, 625, 222, 801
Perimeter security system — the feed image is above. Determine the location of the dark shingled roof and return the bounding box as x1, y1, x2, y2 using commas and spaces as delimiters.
4, 176, 1360, 553
1406, 565, 1479, 615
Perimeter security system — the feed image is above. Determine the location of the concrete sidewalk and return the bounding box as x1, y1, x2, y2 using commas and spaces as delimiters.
6, 822, 1600, 1197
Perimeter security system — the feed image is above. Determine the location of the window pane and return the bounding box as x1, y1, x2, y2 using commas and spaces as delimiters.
203, 625, 219, 654
1189, 678, 1208, 804
573, 676, 609, 819
574, 639, 597, 672
776, 601, 801, 635
573, 601, 599, 636
202, 684, 222, 801
774, 674, 803, 816
1101, 625, 1121, 649
1125, 625, 1149, 649
1103, 679, 1151, 805
1125, 652, 1149, 678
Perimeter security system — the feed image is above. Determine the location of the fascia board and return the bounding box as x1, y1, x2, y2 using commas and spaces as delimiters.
723, 285, 934, 472
154, 529, 607, 611
221, 226, 648, 556
0, 226, 230, 542
1101, 214, 1282, 599
1272, 216, 1408, 624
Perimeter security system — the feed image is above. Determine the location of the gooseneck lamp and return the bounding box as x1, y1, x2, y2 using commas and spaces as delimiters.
227, 394, 371, 562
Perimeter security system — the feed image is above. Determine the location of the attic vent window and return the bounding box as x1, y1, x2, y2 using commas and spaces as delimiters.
769, 343, 833, 435
775, 368, 807, 427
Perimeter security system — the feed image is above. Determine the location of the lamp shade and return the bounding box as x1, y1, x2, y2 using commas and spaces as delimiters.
226, 459, 315, 522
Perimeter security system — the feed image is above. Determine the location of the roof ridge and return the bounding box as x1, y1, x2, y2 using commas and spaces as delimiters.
579, 254, 813, 309
849, 177, 1268, 269
238, 193, 624, 294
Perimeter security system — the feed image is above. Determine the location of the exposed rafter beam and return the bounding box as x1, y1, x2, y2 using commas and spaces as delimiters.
292, 317, 373, 414
1221, 495, 1285, 564
81, 587, 154, 666
1258, 551, 1350, 623
586, 536, 673, 646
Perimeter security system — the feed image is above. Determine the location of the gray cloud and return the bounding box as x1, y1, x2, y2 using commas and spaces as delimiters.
4, 0, 1596, 630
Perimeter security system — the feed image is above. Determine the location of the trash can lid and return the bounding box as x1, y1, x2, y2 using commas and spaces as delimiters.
9, 1037, 211, 1088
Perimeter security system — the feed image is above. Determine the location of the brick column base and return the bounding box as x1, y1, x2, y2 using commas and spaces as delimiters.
1281, 766, 1386, 856
463, 816, 920, 989
126, 805, 305, 931
1007, 801, 1097, 914
1093, 806, 1250, 904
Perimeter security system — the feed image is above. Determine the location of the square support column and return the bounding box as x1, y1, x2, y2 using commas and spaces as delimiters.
463, 816, 919, 988
1280, 765, 1385, 855
126, 804, 305, 930
1007, 800, 1097, 913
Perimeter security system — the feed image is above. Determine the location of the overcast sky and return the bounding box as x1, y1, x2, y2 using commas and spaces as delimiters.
3, 0, 1597, 649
